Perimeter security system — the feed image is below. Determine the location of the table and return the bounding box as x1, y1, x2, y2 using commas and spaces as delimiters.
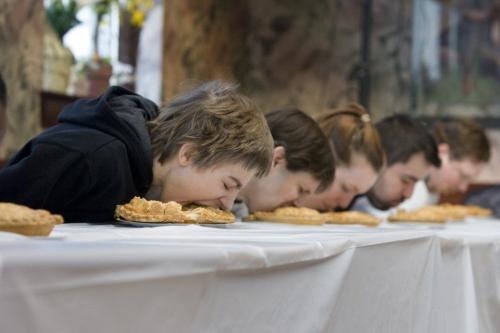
1, 219, 500, 333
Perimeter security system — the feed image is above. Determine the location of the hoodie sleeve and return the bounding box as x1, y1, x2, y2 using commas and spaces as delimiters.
0, 141, 91, 212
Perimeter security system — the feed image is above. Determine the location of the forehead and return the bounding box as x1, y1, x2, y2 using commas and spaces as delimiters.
336, 164, 377, 186
288, 170, 319, 184
208, 162, 251, 176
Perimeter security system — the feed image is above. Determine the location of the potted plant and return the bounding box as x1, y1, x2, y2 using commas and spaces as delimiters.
86, 0, 153, 96
66, 0, 154, 96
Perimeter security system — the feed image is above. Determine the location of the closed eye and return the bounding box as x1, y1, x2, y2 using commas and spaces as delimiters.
401, 175, 418, 185
299, 187, 310, 196
229, 176, 242, 190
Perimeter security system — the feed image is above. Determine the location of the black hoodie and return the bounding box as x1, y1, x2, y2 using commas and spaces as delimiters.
0, 86, 158, 222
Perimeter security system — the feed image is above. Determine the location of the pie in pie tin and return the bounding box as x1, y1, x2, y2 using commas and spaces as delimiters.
115, 197, 235, 224
388, 204, 492, 224
321, 211, 381, 226
0, 202, 63, 236
245, 206, 324, 225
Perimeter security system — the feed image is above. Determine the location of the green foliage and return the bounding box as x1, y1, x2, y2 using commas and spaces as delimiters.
46, 0, 81, 40
93, 0, 117, 17
428, 69, 500, 107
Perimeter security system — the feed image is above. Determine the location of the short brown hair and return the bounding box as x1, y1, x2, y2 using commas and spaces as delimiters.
266, 108, 335, 192
376, 114, 441, 167
148, 81, 274, 177
433, 118, 490, 163
318, 103, 384, 173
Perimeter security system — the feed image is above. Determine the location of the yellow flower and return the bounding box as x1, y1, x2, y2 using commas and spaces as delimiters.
123, 0, 154, 26
131, 10, 145, 27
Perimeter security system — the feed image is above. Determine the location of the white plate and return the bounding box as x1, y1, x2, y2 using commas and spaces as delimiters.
115, 219, 233, 228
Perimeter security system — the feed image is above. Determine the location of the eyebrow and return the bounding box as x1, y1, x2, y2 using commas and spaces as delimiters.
229, 176, 242, 189
301, 185, 312, 194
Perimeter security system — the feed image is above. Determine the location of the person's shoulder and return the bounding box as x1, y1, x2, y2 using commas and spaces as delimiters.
35, 123, 121, 156
350, 196, 370, 212
350, 196, 392, 219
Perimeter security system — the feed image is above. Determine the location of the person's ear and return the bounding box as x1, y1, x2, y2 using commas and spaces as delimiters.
178, 143, 196, 166
272, 146, 286, 167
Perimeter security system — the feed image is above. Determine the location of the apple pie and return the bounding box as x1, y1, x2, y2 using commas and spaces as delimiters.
245, 206, 324, 225
436, 204, 492, 219
0, 202, 64, 236
321, 211, 381, 226
115, 197, 235, 224
388, 204, 492, 224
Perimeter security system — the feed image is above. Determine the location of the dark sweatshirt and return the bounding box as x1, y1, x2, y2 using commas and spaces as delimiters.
0, 86, 158, 222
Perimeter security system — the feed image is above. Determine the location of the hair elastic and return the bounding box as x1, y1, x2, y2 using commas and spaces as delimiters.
361, 114, 371, 123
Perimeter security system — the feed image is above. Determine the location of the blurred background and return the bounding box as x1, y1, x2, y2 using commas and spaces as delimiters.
1, 0, 500, 185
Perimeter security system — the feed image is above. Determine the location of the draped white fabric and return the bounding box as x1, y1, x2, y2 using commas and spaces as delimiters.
1, 219, 500, 333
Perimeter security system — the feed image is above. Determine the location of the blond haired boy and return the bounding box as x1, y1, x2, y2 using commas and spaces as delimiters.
0, 81, 273, 221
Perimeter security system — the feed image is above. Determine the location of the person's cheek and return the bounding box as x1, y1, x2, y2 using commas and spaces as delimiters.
448, 173, 459, 191
340, 193, 352, 209
289, 184, 300, 202
395, 179, 405, 199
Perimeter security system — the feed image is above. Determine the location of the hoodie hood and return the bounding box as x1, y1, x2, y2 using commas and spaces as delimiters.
58, 86, 159, 193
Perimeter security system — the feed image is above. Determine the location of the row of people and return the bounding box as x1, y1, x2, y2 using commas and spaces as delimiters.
0, 81, 491, 221
352, 116, 490, 217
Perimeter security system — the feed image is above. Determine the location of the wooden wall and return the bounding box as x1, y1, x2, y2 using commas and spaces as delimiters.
0, 0, 44, 159
161, 0, 413, 119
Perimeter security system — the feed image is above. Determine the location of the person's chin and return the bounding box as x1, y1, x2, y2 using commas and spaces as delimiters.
374, 202, 392, 210
440, 187, 458, 195
368, 196, 396, 211
254, 201, 287, 212
318, 203, 338, 212
298, 201, 327, 211
319, 201, 334, 211
248, 202, 270, 213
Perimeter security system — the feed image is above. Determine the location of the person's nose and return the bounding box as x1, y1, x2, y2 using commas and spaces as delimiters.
402, 183, 416, 200
219, 192, 239, 211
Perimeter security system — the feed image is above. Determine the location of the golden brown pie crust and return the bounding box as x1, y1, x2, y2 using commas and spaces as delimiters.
0, 202, 64, 236
388, 204, 492, 224
186, 206, 235, 223
321, 211, 381, 226
246, 206, 324, 225
437, 204, 492, 219
115, 197, 235, 224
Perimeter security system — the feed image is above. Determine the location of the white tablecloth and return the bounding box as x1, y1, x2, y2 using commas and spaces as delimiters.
1, 219, 500, 333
